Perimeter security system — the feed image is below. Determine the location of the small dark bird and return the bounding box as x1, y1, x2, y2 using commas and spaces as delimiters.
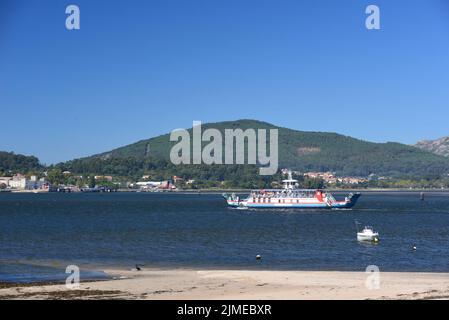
256, 255, 262, 260
135, 264, 142, 271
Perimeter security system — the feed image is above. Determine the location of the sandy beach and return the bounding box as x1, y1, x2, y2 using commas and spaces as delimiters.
1, 268, 449, 300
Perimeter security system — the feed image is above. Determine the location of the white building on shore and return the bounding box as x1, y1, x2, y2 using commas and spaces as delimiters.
8, 174, 27, 189
0, 174, 48, 190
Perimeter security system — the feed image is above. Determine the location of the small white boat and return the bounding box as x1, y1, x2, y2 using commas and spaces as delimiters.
357, 226, 379, 242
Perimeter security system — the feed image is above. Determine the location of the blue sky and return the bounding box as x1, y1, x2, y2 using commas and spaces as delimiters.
1, 0, 449, 164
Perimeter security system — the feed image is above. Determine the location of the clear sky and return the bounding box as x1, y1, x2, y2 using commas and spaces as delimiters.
1, 0, 449, 164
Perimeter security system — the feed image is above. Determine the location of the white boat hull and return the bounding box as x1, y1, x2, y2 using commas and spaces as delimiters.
357, 232, 379, 242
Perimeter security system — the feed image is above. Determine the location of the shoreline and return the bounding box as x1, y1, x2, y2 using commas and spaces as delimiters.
3, 189, 449, 195
2, 268, 449, 300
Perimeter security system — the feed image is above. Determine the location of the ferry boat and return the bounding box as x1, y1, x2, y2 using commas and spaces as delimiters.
223, 172, 361, 209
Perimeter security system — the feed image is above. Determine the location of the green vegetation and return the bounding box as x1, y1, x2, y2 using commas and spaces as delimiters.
46, 168, 65, 185
79, 119, 449, 177
55, 158, 282, 189
3, 120, 449, 189
53, 160, 325, 189
0, 151, 42, 175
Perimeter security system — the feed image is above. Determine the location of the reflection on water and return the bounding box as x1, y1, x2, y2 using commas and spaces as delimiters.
0, 261, 110, 283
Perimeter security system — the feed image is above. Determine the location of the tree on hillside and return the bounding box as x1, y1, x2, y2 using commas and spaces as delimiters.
47, 168, 64, 185
89, 175, 96, 188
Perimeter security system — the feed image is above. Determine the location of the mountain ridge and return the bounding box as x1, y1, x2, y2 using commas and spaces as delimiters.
415, 136, 449, 157
62, 119, 449, 177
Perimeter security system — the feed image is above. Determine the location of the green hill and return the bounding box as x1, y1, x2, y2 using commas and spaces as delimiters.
58, 119, 449, 178
0, 151, 43, 174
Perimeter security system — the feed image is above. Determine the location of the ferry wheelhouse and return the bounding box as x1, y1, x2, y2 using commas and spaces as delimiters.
223, 172, 361, 209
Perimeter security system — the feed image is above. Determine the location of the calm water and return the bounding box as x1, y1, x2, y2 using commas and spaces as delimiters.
1, 192, 449, 282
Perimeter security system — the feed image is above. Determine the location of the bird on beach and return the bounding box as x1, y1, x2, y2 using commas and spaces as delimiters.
134, 264, 144, 271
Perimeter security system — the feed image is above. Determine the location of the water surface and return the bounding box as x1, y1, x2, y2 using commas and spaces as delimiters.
1, 192, 449, 282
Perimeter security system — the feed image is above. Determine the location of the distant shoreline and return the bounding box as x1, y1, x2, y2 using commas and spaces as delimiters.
2, 188, 449, 195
